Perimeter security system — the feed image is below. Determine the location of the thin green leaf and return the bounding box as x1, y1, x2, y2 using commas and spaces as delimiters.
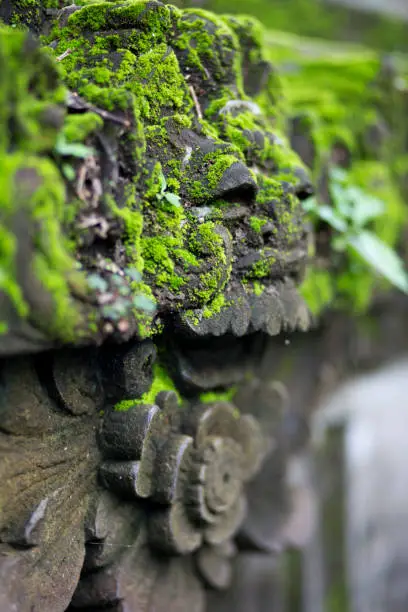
349, 190, 385, 227
55, 134, 94, 158
330, 182, 352, 219
302, 196, 318, 213
159, 172, 167, 193
348, 230, 408, 294
329, 166, 348, 184
164, 192, 181, 207
317, 204, 348, 232
62, 163, 76, 181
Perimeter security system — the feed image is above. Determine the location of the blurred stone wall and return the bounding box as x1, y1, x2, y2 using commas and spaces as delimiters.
325, 0, 408, 20
310, 358, 408, 612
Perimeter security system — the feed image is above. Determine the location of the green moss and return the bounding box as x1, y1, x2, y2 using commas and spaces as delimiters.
173, 248, 199, 268
202, 293, 225, 318
1, 25, 66, 154
0, 222, 27, 317
0, 154, 85, 340
256, 176, 285, 203
107, 187, 144, 272
200, 386, 236, 403
252, 280, 265, 296
132, 43, 192, 123
248, 255, 275, 279
62, 112, 103, 142
249, 216, 267, 233
177, 8, 242, 87
115, 361, 181, 410
1, 0, 60, 32
206, 154, 240, 189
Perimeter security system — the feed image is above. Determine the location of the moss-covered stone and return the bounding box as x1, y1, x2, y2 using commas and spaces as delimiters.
0, 0, 61, 34
3, 0, 405, 353
42, 0, 310, 339
0, 25, 86, 343
115, 361, 182, 409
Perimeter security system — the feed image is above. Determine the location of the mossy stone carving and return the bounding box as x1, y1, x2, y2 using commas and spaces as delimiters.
99, 391, 268, 566
0, 1, 313, 355
0, 328, 281, 610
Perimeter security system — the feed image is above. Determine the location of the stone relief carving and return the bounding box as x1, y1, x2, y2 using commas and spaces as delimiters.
0, 337, 283, 611
1, 0, 312, 355
99, 393, 268, 556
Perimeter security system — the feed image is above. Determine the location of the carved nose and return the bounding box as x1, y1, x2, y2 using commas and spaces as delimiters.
213, 162, 258, 202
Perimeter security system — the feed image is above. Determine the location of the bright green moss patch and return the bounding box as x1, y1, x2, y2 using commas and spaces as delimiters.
115, 361, 181, 409
203, 293, 225, 318
200, 386, 236, 403
252, 281, 265, 296
0, 154, 85, 340
132, 43, 192, 123
0, 222, 28, 318
249, 216, 267, 233
207, 154, 240, 189
62, 112, 104, 143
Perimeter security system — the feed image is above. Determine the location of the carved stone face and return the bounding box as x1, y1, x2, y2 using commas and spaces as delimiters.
51, 0, 313, 341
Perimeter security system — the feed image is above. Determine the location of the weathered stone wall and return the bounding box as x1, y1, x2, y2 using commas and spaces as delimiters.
326, 0, 408, 20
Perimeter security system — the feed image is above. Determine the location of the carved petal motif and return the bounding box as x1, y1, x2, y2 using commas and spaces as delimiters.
0, 353, 102, 612
71, 490, 206, 612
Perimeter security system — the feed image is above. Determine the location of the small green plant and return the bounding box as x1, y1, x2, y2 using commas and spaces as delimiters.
156, 172, 181, 207
303, 166, 408, 294
54, 133, 94, 159
55, 133, 94, 180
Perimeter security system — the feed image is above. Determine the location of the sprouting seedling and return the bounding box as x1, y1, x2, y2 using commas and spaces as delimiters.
303, 166, 408, 294
156, 172, 181, 207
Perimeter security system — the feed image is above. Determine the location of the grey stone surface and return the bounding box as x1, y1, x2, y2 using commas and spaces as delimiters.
325, 0, 408, 20
313, 357, 408, 612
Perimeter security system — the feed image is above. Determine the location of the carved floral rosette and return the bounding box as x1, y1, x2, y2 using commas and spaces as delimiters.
98, 391, 269, 588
